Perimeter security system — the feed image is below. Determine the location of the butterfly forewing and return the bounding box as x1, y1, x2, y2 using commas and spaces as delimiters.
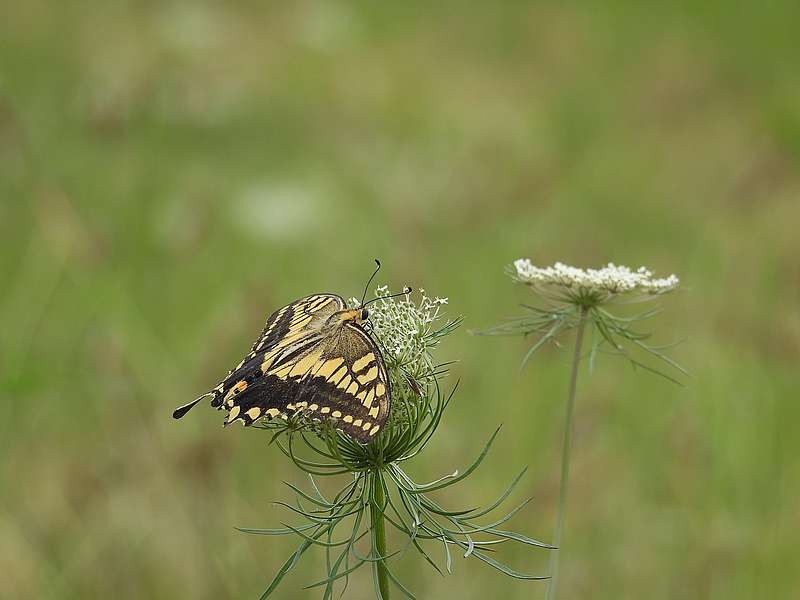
250, 293, 345, 355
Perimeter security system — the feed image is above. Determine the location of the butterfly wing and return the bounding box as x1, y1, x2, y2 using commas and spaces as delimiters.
221, 321, 391, 442
173, 293, 344, 419
250, 293, 346, 355
175, 293, 391, 442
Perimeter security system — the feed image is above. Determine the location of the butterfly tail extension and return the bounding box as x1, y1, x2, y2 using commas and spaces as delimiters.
172, 389, 221, 419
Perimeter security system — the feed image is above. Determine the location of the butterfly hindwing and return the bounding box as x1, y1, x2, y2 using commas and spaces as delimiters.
221, 323, 390, 442
279, 323, 391, 441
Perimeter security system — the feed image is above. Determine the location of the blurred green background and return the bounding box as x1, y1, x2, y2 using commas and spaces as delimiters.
2, 1, 799, 598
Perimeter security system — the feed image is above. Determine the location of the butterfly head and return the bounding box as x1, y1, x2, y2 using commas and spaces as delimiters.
333, 308, 370, 326
329, 283, 411, 330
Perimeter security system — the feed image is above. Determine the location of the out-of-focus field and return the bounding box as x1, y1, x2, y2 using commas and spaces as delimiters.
1, 2, 799, 599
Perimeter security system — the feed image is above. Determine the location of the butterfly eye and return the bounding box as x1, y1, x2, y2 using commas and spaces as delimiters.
361, 309, 369, 320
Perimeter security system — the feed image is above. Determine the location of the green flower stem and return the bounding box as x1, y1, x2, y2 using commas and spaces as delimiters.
371, 472, 391, 599
546, 305, 588, 600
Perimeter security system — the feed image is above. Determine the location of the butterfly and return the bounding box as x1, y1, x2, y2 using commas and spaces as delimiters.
173, 264, 407, 443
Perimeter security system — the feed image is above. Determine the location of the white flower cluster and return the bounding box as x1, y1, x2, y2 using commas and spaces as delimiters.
512, 259, 679, 296
350, 286, 448, 378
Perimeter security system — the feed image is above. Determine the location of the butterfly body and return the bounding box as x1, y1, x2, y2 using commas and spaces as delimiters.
174, 294, 391, 442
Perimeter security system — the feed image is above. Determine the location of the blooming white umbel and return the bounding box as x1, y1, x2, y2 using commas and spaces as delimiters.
511, 259, 679, 304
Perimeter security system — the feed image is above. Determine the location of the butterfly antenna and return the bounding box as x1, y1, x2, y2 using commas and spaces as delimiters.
363, 286, 413, 307
360, 259, 382, 306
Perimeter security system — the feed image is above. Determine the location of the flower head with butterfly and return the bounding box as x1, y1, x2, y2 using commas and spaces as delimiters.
174, 264, 553, 598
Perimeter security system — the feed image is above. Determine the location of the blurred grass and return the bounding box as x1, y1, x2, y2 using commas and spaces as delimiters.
1, 1, 799, 598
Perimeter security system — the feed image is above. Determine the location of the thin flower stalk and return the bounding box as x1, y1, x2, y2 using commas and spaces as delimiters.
546, 305, 587, 600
